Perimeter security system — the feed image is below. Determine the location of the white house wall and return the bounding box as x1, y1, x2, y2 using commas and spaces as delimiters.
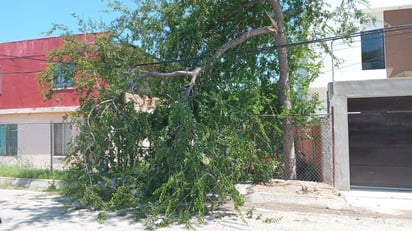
18, 123, 51, 164
311, 1, 412, 113
0, 112, 74, 169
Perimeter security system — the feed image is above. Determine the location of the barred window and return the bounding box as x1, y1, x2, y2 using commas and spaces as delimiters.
53, 63, 74, 89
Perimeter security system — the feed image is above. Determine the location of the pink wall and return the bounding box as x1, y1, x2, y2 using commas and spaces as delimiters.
0, 36, 79, 110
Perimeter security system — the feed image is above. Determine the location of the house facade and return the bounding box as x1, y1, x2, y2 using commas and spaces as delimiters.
312, 1, 412, 190
0, 36, 80, 168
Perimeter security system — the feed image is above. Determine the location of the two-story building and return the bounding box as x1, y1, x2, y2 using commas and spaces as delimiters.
312, 1, 412, 190
0, 36, 81, 168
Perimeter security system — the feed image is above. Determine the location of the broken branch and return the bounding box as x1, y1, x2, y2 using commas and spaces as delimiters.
132, 26, 275, 96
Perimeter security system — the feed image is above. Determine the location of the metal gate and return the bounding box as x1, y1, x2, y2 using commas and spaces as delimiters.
348, 96, 412, 188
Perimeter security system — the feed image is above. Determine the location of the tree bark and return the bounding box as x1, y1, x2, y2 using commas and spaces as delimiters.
269, 0, 296, 180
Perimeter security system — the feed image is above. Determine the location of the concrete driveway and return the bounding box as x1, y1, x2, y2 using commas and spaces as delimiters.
343, 187, 412, 216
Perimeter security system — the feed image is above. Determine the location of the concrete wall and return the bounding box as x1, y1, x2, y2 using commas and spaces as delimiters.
384, 8, 412, 78
321, 116, 333, 185
328, 77, 412, 190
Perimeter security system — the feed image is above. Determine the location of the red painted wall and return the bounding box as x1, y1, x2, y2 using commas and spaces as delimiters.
0, 36, 80, 110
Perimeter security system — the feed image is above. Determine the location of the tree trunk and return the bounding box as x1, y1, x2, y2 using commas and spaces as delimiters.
269, 0, 296, 180
282, 116, 296, 180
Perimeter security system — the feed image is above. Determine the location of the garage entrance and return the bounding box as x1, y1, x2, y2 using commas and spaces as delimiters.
348, 96, 412, 188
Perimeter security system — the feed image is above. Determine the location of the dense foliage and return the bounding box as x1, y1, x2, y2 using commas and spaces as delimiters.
40, 0, 370, 228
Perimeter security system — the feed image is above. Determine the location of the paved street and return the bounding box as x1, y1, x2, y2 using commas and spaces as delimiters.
0, 189, 126, 231
1, 187, 412, 230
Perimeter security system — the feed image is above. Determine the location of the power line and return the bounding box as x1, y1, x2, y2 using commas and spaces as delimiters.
1, 23, 412, 74
0, 54, 47, 62
133, 23, 412, 67
1, 70, 44, 75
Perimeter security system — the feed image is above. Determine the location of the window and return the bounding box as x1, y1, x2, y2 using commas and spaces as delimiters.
53, 63, 74, 89
0, 124, 18, 156
53, 123, 72, 156
361, 29, 386, 70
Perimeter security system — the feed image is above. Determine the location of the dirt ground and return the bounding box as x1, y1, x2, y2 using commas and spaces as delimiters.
244, 180, 412, 217
1, 180, 412, 230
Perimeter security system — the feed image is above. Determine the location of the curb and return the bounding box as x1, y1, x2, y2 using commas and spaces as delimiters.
0, 177, 64, 190
236, 182, 350, 211
246, 191, 350, 210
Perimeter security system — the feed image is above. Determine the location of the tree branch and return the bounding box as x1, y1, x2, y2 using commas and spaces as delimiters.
268, 0, 288, 103
184, 67, 202, 97
132, 26, 275, 96
214, 26, 275, 59
138, 70, 196, 79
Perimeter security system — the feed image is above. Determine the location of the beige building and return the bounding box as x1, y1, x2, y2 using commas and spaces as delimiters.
0, 108, 77, 169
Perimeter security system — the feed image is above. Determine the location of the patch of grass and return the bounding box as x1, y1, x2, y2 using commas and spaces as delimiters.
0, 181, 14, 188
246, 208, 282, 224
246, 207, 255, 219
263, 216, 282, 224
0, 165, 67, 180
97, 212, 107, 224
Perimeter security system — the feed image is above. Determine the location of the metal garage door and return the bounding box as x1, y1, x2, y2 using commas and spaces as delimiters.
348, 96, 412, 189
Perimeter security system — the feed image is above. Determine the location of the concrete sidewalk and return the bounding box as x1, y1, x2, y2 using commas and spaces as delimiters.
0, 177, 64, 190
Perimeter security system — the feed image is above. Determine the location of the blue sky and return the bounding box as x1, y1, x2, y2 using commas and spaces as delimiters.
0, 0, 135, 43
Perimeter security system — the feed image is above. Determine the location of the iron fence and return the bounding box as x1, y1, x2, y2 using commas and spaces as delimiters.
1, 115, 335, 185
